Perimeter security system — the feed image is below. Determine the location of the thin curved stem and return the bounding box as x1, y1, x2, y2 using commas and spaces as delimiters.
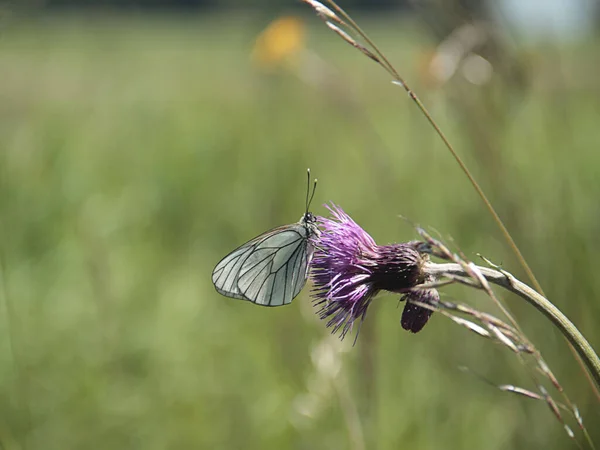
424, 262, 600, 390
306, 0, 600, 400
323, 0, 544, 297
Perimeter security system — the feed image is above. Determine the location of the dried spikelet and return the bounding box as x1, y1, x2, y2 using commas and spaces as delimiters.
325, 22, 380, 63
574, 405, 584, 430
302, 0, 385, 67
498, 384, 543, 400
538, 359, 563, 392
448, 315, 490, 338
564, 425, 575, 440
391, 79, 407, 89
301, 0, 345, 26
487, 324, 520, 354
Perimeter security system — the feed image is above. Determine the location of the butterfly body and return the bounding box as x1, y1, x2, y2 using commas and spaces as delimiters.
212, 212, 320, 306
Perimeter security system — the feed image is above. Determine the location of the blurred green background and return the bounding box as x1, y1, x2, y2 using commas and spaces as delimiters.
1, 2, 600, 449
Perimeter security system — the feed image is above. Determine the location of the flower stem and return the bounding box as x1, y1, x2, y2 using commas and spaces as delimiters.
424, 262, 600, 389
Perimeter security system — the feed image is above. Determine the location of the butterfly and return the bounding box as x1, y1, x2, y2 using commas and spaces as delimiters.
212, 170, 320, 307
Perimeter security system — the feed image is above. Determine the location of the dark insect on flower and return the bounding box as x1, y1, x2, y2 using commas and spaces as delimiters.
310, 203, 438, 340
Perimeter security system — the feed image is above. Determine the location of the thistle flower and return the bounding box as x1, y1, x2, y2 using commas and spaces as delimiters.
310, 204, 438, 339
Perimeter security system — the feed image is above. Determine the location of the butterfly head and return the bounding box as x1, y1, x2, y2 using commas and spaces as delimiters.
304, 211, 316, 222
301, 211, 316, 225
300, 211, 320, 237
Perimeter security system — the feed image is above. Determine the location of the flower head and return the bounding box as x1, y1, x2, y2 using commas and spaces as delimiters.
310, 204, 434, 340
400, 285, 440, 333
252, 16, 305, 69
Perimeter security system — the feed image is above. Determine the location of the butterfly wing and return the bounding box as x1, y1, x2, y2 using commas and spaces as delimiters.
212, 241, 258, 300
237, 226, 313, 306
212, 226, 285, 300
212, 218, 317, 306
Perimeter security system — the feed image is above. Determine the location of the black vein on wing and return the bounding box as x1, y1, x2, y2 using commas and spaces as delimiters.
239, 237, 306, 306
213, 249, 249, 290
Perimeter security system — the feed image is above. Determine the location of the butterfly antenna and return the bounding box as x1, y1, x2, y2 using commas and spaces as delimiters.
308, 178, 317, 212
305, 168, 311, 215
305, 169, 318, 214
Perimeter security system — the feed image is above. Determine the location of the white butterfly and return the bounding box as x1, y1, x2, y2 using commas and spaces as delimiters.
212, 171, 320, 307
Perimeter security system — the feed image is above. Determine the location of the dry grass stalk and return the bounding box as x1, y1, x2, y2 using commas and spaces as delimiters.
302, 0, 546, 305
302, 0, 600, 401
415, 228, 594, 448
302, 1, 599, 446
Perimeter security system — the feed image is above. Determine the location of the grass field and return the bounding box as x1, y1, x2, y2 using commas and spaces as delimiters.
1, 11, 600, 449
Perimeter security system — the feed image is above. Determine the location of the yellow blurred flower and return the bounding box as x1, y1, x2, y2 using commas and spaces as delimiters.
252, 16, 306, 69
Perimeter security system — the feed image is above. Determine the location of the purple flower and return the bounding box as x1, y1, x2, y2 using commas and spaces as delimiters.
310, 204, 437, 340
